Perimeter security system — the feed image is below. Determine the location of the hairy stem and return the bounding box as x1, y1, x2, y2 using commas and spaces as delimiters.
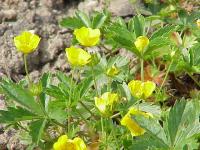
140, 58, 144, 82
23, 54, 31, 85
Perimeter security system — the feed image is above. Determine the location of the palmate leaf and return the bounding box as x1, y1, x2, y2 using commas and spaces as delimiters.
92, 11, 108, 29
107, 23, 135, 42
172, 100, 200, 149
39, 73, 52, 111
130, 134, 169, 150
59, 17, 84, 29
56, 71, 75, 89
144, 37, 171, 56
167, 100, 187, 146
48, 101, 67, 123
0, 79, 43, 115
72, 76, 93, 106
0, 107, 38, 123
75, 11, 92, 28
133, 115, 169, 148
189, 44, 200, 66
112, 35, 141, 57
150, 25, 176, 40
132, 15, 145, 37
44, 85, 68, 101
29, 118, 47, 145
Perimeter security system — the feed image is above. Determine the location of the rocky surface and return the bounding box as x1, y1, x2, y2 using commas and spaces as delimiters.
0, 0, 79, 83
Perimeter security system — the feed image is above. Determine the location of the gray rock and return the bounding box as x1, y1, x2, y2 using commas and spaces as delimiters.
108, 0, 135, 16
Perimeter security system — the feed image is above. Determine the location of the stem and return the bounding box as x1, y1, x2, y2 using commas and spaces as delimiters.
68, 67, 75, 132
140, 58, 144, 82
17, 122, 29, 132
110, 112, 120, 119
23, 54, 31, 85
51, 119, 66, 128
107, 77, 112, 92
91, 66, 99, 96
146, 20, 152, 35
101, 117, 104, 138
187, 73, 200, 88
76, 110, 90, 125
79, 101, 97, 119
160, 60, 174, 91
36, 96, 47, 116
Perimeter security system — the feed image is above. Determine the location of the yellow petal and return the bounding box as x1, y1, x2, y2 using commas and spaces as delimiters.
101, 92, 119, 105
74, 27, 100, 47
95, 92, 119, 116
73, 137, 87, 150
14, 31, 40, 54
121, 107, 152, 136
128, 80, 143, 99
121, 113, 145, 136
106, 65, 120, 76
134, 36, 149, 52
95, 97, 107, 114
65, 46, 91, 66
53, 135, 68, 150
128, 80, 156, 99
197, 19, 200, 28
143, 81, 156, 99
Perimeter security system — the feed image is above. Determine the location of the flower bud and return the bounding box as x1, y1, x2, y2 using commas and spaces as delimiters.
134, 36, 149, 52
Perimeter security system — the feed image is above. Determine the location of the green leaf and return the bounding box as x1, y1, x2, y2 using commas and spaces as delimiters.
167, 100, 187, 146
118, 82, 132, 101
44, 85, 68, 101
48, 101, 67, 123
107, 23, 135, 42
76, 76, 93, 99
0, 107, 37, 123
145, 37, 171, 56
150, 25, 176, 40
29, 119, 47, 145
132, 15, 145, 37
75, 11, 92, 27
172, 100, 200, 149
39, 73, 52, 111
0, 79, 43, 115
112, 35, 141, 57
189, 44, 200, 66
92, 12, 108, 28
134, 115, 169, 148
138, 103, 161, 117
130, 134, 169, 150
59, 17, 84, 29
56, 71, 74, 89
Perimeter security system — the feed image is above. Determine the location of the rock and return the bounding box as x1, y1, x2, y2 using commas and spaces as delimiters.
108, 0, 135, 16
0, 9, 17, 22
78, 0, 102, 14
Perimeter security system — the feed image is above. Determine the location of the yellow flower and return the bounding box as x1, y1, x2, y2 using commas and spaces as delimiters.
134, 36, 149, 52
53, 135, 87, 150
106, 65, 120, 77
121, 107, 153, 136
95, 92, 119, 116
65, 46, 91, 66
128, 80, 156, 99
74, 27, 101, 47
197, 19, 200, 28
14, 31, 41, 54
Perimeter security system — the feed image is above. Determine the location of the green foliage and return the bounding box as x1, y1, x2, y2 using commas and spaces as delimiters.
29, 119, 47, 145
1, 5, 200, 149
133, 100, 200, 150
60, 10, 109, 29
0, 79, 43, 115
